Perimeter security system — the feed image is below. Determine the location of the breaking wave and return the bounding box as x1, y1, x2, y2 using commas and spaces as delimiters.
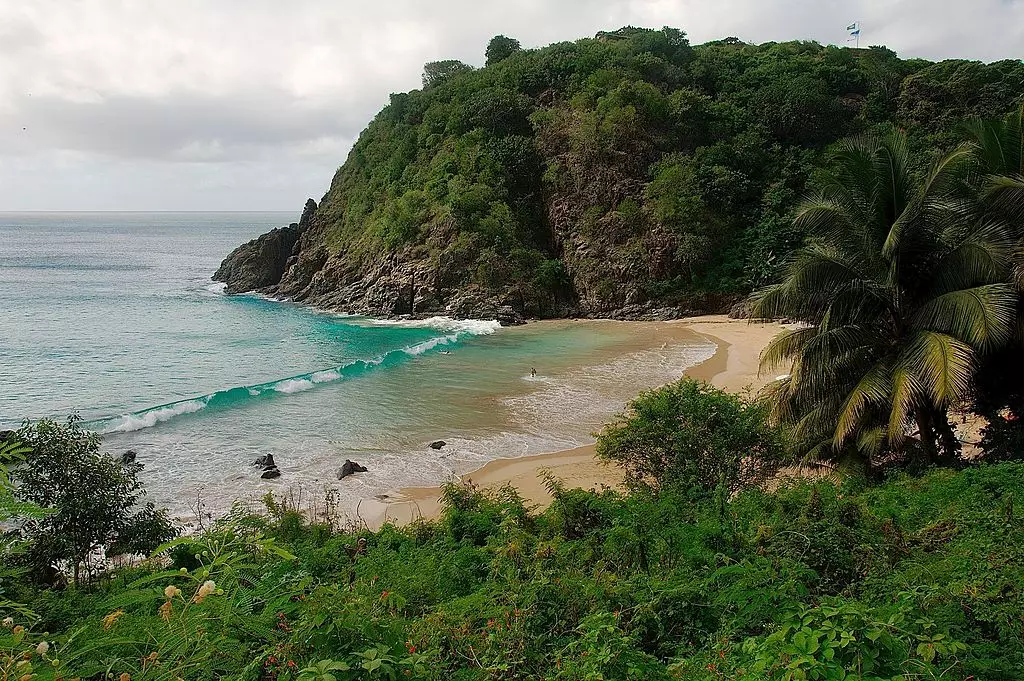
87, 320, 499, 434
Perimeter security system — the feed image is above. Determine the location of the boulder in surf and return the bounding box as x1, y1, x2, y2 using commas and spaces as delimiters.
337, 459, 368, 479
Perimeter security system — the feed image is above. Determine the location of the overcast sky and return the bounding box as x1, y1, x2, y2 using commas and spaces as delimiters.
1, 0, 1022, 212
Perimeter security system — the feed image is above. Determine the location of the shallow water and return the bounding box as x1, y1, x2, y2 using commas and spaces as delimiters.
0, 212, 714, 515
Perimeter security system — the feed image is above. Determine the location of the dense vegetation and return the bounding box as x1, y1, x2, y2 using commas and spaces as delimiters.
307, 27, 1024, 315
753, 107, 1024, 470
5, 26, 1024, 681
4, 409, 1024, 679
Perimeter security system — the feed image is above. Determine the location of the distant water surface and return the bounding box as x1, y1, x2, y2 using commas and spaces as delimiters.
0, 212, 714, 515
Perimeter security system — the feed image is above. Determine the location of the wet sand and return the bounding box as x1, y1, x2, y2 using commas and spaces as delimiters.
361, 315, 786, 528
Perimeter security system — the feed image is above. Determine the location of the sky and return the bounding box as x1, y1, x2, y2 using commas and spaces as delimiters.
1, 0, 1022, 212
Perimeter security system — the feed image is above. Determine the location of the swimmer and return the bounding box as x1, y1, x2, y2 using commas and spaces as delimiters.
531, 367, 537, 378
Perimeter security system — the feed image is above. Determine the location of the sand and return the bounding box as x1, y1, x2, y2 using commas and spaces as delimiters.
360, 315, 787, 528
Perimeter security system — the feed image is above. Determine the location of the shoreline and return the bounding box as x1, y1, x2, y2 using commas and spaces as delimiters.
361, 315, 785, 528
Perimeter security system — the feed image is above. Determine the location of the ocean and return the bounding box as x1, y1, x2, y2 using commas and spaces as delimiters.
0, 212, 715, 516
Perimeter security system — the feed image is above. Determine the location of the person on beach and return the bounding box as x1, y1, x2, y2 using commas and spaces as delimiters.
531, 367, 537, 378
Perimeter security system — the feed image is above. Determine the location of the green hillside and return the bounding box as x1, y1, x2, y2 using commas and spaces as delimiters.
235, 28, 1024, 318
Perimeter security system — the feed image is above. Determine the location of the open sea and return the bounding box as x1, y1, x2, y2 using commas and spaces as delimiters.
0, 212, 714, 516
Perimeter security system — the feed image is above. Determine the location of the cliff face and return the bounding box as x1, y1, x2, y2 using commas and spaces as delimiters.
214, 29, 1024, 320
213, 224, 300, 294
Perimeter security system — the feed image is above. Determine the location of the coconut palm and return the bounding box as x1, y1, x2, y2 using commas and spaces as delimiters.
752, 131, 1017, 467
967, 105, 1024, 232
965, 106, 1024, 433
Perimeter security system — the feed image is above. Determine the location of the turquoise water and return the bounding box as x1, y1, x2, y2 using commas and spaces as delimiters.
1, 213, 714, 515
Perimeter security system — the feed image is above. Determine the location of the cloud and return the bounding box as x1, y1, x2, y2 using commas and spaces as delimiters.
1, 0, 1022, 209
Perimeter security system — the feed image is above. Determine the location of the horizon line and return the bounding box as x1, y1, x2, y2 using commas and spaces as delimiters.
0, 209, 296, 213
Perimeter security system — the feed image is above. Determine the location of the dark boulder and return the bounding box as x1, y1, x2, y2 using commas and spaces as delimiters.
253, 453, 281, 478
337, 459, 368, 480
429, 440, 446, 450
120, 450, 137, 464
252, 453, 277, 468
496, 305, 525, 326
213, 224, 301, 294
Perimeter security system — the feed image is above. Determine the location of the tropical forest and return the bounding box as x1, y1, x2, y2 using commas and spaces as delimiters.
4, 26, 1024, 681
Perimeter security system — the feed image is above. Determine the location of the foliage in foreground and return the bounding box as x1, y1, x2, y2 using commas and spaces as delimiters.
13, 417, 177, 586
5, 461, 1024, 679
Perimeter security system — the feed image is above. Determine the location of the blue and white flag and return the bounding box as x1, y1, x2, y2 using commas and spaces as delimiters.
846, 22, 860, 36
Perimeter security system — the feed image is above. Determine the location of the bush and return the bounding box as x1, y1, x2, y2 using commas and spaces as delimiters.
14, 416, 177, 586
596, 378, 782, 497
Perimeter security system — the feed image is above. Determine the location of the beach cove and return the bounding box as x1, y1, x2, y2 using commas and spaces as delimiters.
2, 212, 779, 519
363, 315, 786, 528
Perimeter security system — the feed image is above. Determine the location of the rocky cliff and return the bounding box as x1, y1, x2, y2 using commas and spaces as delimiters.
214, 29, 1024, 321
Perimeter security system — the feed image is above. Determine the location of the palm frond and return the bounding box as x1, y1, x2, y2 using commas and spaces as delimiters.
910, 283, 1018, 350
759, 326, 817, 373
903, 331, 976, 407
929, 221, 1014, 294
986, 173, 1024, 223
886, 365, 922, 446
834, 361, 893, 446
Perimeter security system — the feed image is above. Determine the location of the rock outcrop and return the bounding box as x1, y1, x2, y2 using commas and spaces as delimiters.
253, 453, 281, 479
214, 223, 303, 294
337, 459, 368, 479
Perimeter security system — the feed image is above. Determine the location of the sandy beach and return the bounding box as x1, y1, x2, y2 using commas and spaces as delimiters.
362, 315, 786, 528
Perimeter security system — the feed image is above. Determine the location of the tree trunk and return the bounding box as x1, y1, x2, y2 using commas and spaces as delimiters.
933, 408, 961, 466
914, 408, 939, 465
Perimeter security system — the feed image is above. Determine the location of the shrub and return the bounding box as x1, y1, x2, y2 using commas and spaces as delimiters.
14, 416, 177, 586
596, 378, 782, 497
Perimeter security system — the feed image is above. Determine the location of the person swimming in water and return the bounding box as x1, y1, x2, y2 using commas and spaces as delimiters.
531, 367, 537, 378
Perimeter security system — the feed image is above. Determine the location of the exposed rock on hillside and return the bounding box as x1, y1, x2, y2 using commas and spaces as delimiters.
213, 29, 1024, 321
214, 224, 301, 294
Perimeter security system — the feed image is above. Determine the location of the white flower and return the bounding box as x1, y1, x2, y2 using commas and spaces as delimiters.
164, 585, 181, 600
193, 580, 216, 603
36, 641, 49, 656
2, 617, 12, 628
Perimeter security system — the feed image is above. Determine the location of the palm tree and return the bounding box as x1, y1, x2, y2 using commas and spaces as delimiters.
966, 106, 1024, 429
967, 105, 1024, 232
752, 131, 1017, 468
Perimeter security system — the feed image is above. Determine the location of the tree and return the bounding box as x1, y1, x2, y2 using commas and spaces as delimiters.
752, 131, 1017, 468
485, 35, 521, 66
596, 378, 781, 496
967, 104, 1024, 233
966, 106, 1024, 454
421, 60, 473, 88
14, 416, 177, 586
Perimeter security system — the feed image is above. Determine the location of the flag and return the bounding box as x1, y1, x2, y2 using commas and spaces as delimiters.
846, 22, 859, 31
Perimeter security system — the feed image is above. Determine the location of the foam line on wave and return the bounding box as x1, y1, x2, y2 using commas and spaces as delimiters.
87, 329, 476, 434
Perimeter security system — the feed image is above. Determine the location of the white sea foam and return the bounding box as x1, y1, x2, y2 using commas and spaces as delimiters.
204, 281, 227, 294
271, 378, 316, 394
311, 369, 342, 383
366, 316, 501, 336
402, 334, 459, 356
103, 399, 208, 433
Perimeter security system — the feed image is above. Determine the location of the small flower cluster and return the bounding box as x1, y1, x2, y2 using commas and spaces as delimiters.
1, 617, 58, 681
157, 579, 218, 622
